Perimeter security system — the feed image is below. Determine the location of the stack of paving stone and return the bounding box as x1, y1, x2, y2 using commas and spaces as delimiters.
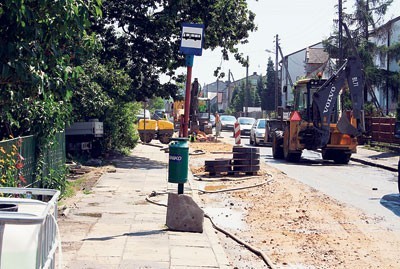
231, 146, 260, 175
204, 158, 232, 176
204, 146, 260, 176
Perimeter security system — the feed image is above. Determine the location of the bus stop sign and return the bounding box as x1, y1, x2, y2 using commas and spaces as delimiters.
179, 23, 204, 56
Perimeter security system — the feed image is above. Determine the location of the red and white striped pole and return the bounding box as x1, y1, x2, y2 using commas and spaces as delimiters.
234, 121, 241, 145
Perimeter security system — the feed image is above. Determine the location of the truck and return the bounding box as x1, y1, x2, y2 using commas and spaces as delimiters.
65, 119, 104, 157
271, 56, 365, 164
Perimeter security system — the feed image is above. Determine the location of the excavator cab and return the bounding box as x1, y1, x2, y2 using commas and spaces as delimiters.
293, 79, 327, 122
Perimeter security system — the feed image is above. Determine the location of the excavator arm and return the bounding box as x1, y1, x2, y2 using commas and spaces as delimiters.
312, 56, 365, 147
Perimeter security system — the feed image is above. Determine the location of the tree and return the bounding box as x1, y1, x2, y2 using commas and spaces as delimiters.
265, 58, 276, 111
0, 0, 101, 139
92, 0, 256, 101
72, 58, 139, 153
0, 0, 102, 188
230, 83, 245, 113
323, 0, 398, 115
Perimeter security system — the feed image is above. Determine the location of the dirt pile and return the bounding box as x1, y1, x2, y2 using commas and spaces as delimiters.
189, 142, 400, 268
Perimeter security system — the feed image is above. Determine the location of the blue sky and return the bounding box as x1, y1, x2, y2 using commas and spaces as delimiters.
189, 0, 400, 86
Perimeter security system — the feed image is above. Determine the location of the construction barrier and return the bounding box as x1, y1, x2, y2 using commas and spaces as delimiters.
234, 121, 241, 145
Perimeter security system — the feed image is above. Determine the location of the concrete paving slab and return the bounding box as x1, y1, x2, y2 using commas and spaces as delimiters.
170, 246, 219, 267
58, 142, 230, 268
119, 260, 169, 269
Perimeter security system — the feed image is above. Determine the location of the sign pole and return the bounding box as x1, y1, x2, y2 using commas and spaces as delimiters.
183, 55, 194, 138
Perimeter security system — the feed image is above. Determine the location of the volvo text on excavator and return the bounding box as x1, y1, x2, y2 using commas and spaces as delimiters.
271, 56, 365, 164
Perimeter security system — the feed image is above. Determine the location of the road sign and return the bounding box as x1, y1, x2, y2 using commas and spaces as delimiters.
179, 23, 204, 56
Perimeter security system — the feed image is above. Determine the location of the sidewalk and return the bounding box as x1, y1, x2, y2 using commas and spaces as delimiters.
352, 145, 399, 172
59, 142, 230, 269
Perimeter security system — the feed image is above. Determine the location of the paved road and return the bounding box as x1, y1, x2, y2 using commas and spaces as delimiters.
219, 130, 400, 231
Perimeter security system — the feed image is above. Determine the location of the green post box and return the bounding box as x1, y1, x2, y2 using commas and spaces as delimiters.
168, 138, 189, 184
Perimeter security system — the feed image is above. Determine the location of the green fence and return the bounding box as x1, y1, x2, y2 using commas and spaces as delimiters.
0, 133, 65, 187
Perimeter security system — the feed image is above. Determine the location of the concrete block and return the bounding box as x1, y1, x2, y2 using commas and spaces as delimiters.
166, 193, 204, 233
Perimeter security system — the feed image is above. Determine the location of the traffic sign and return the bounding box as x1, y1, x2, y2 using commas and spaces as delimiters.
179, 23, 204, 56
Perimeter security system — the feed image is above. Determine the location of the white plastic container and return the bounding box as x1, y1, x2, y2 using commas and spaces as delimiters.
0, 188, 60, 269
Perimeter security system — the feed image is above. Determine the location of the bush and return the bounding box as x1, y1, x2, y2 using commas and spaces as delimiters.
103, 102, 139, 153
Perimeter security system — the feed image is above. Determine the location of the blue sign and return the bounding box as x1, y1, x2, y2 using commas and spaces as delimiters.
179, 23, 204, 56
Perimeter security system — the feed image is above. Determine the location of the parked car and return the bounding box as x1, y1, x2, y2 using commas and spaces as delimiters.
250, 118, 266, 146
234, 117, 256, 136
220, 115, 237, 131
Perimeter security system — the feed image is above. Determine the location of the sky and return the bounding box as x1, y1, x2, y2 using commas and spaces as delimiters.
187, 0, 400, 86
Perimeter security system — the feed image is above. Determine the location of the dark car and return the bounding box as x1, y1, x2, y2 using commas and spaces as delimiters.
264, 119, 281, 144
220, 115, 237, 131
235, 117, 256, 136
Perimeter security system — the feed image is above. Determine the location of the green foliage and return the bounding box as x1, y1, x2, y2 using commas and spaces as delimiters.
264, 58, 276, 111
364, 101, 382, 117
230, 83, 245, 112
41, 167, 68, 194
93, 0, 256, 101
0, 0, 102, 190
73, 58, 139, 154
148, 97, 166, 112
103, 103, 139, 153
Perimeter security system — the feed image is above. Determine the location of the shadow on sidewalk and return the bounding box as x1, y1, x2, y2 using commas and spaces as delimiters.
83, 229, 168, 241
110, 155, 167, 170
367, 152, 398, 159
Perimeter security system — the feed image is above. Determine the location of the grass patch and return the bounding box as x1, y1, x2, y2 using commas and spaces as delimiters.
62, 177, 86, 199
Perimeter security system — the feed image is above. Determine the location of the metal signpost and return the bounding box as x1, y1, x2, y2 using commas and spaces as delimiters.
175, 22, 204, 194
179, 23, 204, 138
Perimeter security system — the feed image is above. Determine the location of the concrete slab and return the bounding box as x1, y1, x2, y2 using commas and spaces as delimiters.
170, 246, 219, 267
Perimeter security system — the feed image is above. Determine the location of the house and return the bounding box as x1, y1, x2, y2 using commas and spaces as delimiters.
369, 16, 400, 115
202, 72, 263, 114
280, 42, 333, 108
202, 80, 228, 112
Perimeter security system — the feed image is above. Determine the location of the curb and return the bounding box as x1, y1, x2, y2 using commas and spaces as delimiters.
351, 157, 398, 173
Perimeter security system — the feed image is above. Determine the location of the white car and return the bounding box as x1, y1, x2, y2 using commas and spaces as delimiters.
234, 117, 256, 136
249, 119, 266, 146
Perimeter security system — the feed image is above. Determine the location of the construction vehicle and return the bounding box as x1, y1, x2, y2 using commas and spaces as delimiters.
271, 56, 365, 164
189, 79, 212, 135
172, 100, 185, 130
138, 118, 174, 144
65, 119, 104, 157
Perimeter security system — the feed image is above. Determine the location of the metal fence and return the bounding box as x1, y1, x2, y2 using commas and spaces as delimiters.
0, 133, 65, 187
364, 117, 400, 145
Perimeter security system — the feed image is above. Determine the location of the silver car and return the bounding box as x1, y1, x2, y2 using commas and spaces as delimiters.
220, 115, 237, 131
249, 119, 266, 146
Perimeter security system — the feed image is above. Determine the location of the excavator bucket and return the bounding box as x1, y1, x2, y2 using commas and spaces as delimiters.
337, 113, 359, 137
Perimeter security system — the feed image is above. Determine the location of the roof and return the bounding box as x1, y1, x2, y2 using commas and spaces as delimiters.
306, 48, 329, 64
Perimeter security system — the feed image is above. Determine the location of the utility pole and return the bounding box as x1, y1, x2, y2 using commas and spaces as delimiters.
245, 55, 249, 117
216, 78, 219, 112
338, 0, 343, 66
274, 34, 279, 112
